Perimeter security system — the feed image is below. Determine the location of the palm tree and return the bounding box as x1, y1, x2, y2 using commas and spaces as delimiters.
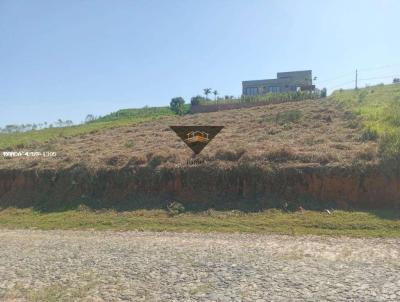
56, 119, 63, 127
203, 88, 212, 100
85, 114, 95, 123
213, 90, 218, 100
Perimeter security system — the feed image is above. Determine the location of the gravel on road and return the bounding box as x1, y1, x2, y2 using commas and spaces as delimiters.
0, 230, 399, 301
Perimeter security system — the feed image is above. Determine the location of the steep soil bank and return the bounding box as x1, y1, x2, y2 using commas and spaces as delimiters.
0, 164, 398, 210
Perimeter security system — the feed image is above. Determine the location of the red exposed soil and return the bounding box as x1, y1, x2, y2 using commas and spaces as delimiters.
0, 164, 398, 210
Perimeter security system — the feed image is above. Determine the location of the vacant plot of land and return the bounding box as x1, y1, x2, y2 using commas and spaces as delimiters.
0, 230, 399, 301
0, 99, 377, 169
0, 208, 399, 237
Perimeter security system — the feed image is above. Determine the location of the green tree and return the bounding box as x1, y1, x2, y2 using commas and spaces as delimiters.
56, 119, 63, 127
213, 90, 218, 100
203, 88, 212, 100
85, 114, 95, 123
321, 88, 327, 98
190, 95, 205, 106
170, 97, 185, 115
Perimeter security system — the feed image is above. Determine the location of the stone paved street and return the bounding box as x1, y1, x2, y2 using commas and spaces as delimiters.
0, 230, 399, 301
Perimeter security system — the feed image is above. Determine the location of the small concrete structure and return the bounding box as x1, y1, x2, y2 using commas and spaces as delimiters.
242, 70, 314, 96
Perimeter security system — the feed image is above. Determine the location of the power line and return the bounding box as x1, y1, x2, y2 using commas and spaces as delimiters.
328, 75, 399, 91
359, 75, 400, 81
317, 63, 400, 85
357, 63, 400, 72
318, 72, 354, 85
329, 80, 356, 90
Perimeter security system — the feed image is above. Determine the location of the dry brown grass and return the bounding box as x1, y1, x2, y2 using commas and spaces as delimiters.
0, 99, 378, 170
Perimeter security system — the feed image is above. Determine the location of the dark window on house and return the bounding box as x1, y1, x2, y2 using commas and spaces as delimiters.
268, 86, 280, 93
244, 87, 258, 95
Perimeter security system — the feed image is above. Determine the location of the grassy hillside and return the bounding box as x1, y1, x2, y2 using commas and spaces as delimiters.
330, 83, 400, 165
0, 98, 378, 170
2, 84, 400, 169
0, 106, 178, 150
93, 105, 190, 122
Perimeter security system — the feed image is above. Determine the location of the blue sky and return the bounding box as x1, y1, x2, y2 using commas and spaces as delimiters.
0, 0, 399, 127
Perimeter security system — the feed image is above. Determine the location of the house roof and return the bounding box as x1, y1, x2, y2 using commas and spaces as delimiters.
242, 70, 312, 87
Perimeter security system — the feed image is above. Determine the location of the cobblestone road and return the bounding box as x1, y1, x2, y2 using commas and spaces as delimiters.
0, 230, 399, 301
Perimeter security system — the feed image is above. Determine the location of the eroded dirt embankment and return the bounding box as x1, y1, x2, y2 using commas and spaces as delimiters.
0, 164, 398, 210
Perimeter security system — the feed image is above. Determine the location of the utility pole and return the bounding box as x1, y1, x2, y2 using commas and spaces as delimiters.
355, 69, 358, 89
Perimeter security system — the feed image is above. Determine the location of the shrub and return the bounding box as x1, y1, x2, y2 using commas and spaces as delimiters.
125, 140, 134, 148
275, 110, 302, 124
167, 201, 185, 215
346, 120, 360, 129
360, 127, 378, 141
76, 204, 92, 212
265, 148, 297, 162
357, 147, 376, 161
170, 97, 185, 115
379, 133, 400, 163
358, 91, 368, 103
190, 95, 206, 106
282, 123, 293, 130
147, 155, 163, 168
215, 149, 246, 161
105, 156, 123, 166
383, 100, 400, 127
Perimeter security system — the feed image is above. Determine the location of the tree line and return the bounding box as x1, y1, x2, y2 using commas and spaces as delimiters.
0, 119, 76, 134
170, 88, 236, 115
0, 114, 104, 134
169, 87, 325, 115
